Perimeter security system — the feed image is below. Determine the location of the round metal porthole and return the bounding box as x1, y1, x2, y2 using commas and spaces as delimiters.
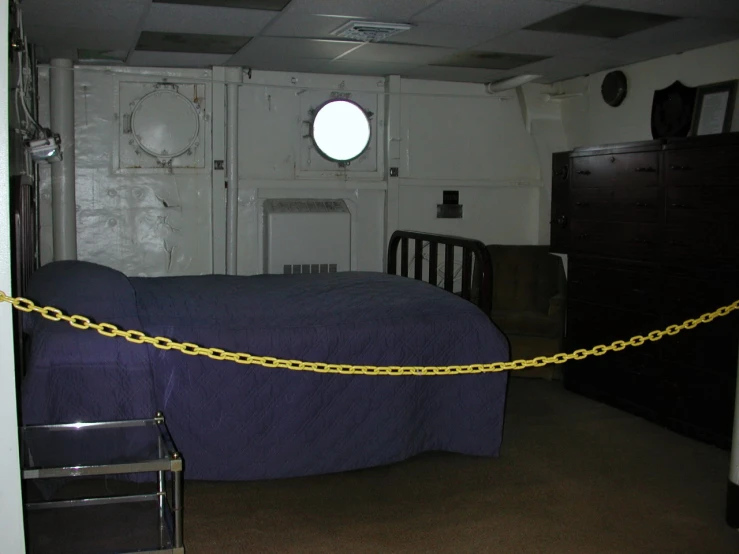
131, 89, 200, 160
310, 99, 371, 164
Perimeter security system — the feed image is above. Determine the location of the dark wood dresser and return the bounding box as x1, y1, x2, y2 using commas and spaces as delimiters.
550, 132, 739, 449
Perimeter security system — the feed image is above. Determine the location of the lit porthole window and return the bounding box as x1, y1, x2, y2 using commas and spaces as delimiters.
310, 99, 371, 164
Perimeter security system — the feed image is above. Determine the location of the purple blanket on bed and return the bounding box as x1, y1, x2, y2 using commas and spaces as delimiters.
22, 261, 510, 481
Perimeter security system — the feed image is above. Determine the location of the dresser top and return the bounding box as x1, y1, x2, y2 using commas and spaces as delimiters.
570, 131, 739, 156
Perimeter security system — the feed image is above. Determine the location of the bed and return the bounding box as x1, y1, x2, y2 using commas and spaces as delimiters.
13, 182, 510, 481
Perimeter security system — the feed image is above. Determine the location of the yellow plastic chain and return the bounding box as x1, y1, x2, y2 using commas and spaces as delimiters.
1, 290, 738, 376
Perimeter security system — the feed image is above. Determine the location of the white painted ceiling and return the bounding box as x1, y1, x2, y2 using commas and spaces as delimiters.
20, 0, 739, 83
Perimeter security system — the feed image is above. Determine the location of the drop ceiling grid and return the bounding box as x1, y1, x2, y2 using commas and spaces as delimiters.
588, 0, 739, 19
410, 0, 576, 29
21, 0, 150, 30
474, 30, 612, 57
143, 3, 279, 36
154, 0, 291, 9
226, 37, 362, 66
338, 43, 455, 64
25, 25, 142, 51
282, 0, 440, 20
17, 0, 739, 83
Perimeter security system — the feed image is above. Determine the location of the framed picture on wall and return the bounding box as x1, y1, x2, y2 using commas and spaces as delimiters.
691, 79, 737, 136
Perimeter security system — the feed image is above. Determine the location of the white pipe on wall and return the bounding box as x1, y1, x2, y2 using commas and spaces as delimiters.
50, 58, 77, 261
225, 67, 242, 275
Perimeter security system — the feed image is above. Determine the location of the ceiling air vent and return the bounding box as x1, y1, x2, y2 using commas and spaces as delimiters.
331, 20, 413, 43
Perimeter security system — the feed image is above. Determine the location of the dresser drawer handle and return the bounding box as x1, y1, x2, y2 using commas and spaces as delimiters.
577, 233, 589, 239
577, 170, 591, 175
574, 201, 589, 207
633, 202, 652, 208
554, 166, 569, 179
670, 164, 692, 171
634, 167, 656, 173
670, 202, 688, 208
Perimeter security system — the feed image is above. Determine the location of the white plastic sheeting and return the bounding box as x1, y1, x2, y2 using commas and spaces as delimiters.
36, 66, 551, 277
38, 67, 213, 276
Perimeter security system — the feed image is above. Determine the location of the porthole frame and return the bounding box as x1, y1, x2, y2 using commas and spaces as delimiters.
308, 98, 373, 167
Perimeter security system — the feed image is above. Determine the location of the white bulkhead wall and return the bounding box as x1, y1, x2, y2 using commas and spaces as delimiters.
36, 65, 561, 277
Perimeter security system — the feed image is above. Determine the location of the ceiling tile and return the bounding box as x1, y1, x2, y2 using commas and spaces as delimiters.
315, 60, 423, 77
612, 18, 739, 56
476, 30, 610, 56
411, 0, 574, 30
227, 37, 360, 65
284, 0, 439, 20
260, 13, 353, 37
511, 55, 624, 78
339, 43, 453, 64
264, 17, 506, 49
34, 46, 79, 61
24, 25, 138, 51
556, 43, 647, 64
525, 5, 678, 38
392, 23, 508, 49
22, 0, 149, 30
589, 0, 739, 20
153, 0, 291, 10
143, 4, 278, 36
135, 31, 251, 54
127, 51, 232, 68
404, 66, 509, 83
78, 49, 129, 62
433, 51, 549, 70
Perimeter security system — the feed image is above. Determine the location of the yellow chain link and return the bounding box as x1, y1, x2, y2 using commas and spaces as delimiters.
2, 290, 738, 376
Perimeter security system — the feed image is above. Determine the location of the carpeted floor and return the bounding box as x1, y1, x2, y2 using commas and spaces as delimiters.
180, 378, 739, 553
25, 378, 739, 553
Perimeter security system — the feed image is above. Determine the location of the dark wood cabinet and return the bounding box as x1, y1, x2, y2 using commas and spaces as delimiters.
551, 132, 739, 449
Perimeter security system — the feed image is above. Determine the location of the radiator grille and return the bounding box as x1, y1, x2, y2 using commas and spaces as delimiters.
283, 263, 338, 275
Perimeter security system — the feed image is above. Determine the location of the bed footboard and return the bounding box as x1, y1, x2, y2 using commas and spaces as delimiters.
387, 230, 492, 315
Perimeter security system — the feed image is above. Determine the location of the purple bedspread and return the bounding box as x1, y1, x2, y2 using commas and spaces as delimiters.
22, 261, 510, 481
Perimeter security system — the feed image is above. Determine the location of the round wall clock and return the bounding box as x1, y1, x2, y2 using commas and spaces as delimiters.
601, 71, 628, 107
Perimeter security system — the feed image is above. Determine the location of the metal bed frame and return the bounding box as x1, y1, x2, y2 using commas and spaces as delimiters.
387, 230, 493, 315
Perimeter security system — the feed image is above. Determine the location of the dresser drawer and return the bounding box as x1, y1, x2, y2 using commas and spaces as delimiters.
569, 220, 661, 261
664, 223, 739, 265
666, 186, 739, 224
570, 185, 661, 223
661, 274, 737, 317
660, 274, 739, 371
566, 300, 662, 358
568, 261, 661, 312
571, 152, 660, 188
662, 363, 736, 438
661, 326, 738, 377
665, 144, 739, 188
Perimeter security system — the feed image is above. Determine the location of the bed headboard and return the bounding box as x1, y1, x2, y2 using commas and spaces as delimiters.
387, 230, 492, 315
11, 175, 37, 298
10, 175, 37, 376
